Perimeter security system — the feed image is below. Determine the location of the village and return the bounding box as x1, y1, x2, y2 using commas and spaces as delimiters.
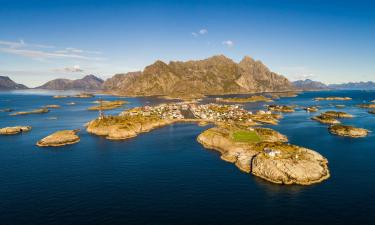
119, 102, 276, 125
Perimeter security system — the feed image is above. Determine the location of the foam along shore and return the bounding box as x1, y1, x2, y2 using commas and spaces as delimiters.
314, 97, 352, 101
88, 100, 128, 111
10, 108, 49, 116
216, 95, 273, 103
197, 126, 330, 185
36, 130, 80, 147
329, 124, 369, 138
0, 126, 31, 135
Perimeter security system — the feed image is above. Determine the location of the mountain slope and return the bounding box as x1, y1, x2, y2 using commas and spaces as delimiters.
293, 79, 329, 90
0, 76, 28, 90
38, 75, 104, 90
103, 55, 294, 97
329, 81, 375, 90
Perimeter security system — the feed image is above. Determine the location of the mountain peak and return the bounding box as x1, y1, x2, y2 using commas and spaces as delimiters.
38, 75, 103, 90
0, 76, 28, 90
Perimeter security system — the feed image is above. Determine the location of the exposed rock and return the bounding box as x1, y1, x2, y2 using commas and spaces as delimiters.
304, 106, 319, 112
0, 108, 13, 112
358, 104, 375, 109
216, 95, 273, 103
36, 130, 80, 147
10, 108, 49, 116
314, 97, 352, 101
321, 111, 353, 118
88, 100, 128, 111
0, 76, 28, 90
312, 114, 340, 124
0, 126, 31, 135
74, 93, 94, 98
335, 105, 346, 108
53, 95, 68, 98
329, 125, 369, 138
197, 126, 329, 185
43, 104, 61, 109
37, 75, 103, 91
369, 110, 375, 114
267, 105, 295, 113
103, 55, 294, 97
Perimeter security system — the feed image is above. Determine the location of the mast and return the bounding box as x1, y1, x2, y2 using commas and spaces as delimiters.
98, 97, 105, 119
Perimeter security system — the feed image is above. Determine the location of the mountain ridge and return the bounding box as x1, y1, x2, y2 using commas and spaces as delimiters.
0, 76, 28, 90
37, 75, 104, 91
103, 55, 295, 97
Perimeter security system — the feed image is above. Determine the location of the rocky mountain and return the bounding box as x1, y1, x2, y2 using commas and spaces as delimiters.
329, 81, 375, 90
0, 76, 28, 90
103, 55, 294, 97
37, 75, 104, 91
293, 79, 329, 90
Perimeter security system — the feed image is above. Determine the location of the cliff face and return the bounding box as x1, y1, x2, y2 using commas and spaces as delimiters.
103, 55, 294, 97
0, 76, 28, 90
38, 75, 103, 91
293, 79, 329, 90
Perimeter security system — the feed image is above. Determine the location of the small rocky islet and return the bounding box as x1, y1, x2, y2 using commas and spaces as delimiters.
36, 130, 80, 147
329, 124, 369, 138
10, 108, 50, 116
314, 97, 352, 101
216, 95, 273, 103
0, 126, 31, 135
88, 100, 128, 111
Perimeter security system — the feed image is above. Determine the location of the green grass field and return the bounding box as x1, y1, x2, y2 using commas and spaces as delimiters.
231, 130, 261, 143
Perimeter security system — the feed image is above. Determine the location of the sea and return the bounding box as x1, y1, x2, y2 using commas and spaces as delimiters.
0, 90, 374, 225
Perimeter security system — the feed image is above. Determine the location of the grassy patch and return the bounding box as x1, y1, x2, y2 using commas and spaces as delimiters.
231, 130, 261, 143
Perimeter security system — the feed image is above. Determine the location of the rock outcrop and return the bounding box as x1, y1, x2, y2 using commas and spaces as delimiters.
10, 108, 49, 116
329, 125, 369, 138
36, 130, 80, 147
103, 55, 294, 97
0, 126, 31, 135
197, 126, 330, 185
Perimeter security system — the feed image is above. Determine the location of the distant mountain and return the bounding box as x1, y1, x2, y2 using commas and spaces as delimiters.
37, 75, 104, 91
293, 79, 329, 90
0, 76, 28, 90
329, 81, 375, 90
103, 55, 294, 97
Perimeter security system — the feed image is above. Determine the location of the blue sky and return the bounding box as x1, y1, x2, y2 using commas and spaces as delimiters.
0, 0, 374, 87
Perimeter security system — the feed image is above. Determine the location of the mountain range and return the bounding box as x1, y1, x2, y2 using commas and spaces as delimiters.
37, 75, 104, 91
103, 55, 294, 97
2, 55, 374, 94
0, 76, 28, 90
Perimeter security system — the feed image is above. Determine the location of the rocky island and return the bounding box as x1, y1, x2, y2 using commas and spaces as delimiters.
312, 114, 341, 124
43, 105, 61, 109
329, 124, 369, 138
0, 126, 31, 135
304, 106, 319, 112
267, 105, 295, 113
358, 104, 375, 109
36, 130, 80, 147
314, 97, 352, 101
321, 111, 353, 118
216, 95, 273, 103
197, 125, 330, 185
88, 100, 128, 111
10, 108, 49, 116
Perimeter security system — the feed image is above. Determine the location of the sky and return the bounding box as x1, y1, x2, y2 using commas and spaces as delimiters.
0, 0, 374, 87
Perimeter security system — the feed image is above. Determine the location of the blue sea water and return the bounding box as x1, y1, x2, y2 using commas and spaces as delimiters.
0, 90, 374, 225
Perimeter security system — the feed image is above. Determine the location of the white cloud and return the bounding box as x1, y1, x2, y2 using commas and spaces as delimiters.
222, 40, 234, 47
0, 47, 103, 60
58, 65, 84, 73
191, 32, 198, 37
191, 28, 208, 37
278, 66, 317, 81
0, 39, 103, 61
199, 29, 208, 35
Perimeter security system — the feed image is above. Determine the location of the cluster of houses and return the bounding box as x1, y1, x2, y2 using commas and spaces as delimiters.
119, 102, 275, 124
